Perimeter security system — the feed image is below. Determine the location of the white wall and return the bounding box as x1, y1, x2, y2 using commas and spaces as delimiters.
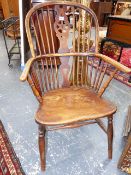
19, 0, 25, 69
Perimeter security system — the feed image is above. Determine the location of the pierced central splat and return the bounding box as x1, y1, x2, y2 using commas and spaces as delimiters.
54, 5, 70, 53
54, 5, 71, 87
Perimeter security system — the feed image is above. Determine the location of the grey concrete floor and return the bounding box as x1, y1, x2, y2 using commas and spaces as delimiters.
0, 30, 131, 175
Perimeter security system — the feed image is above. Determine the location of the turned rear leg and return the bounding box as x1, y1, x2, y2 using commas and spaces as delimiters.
38, 125, 46, 171
107, 116, 113, 159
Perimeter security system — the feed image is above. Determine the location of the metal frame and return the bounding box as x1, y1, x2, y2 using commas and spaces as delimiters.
1, 17, 21, 67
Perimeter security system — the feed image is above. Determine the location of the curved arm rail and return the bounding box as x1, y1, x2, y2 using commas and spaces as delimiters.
20, 52, 131, 82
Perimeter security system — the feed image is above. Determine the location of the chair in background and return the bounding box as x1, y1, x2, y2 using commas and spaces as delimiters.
1, 17, 21, 67
90, 0, 112, 27
114, 1, 131, 15
118, 106, 131, 174
20, 1, 131, 171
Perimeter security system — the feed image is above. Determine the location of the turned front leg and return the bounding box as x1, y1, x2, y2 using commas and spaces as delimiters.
107, 116, 113, 159
38, 125, 46, 171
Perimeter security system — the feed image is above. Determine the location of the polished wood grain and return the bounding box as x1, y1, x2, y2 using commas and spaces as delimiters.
36, 87, 116, 125
107, 16, 131, 45
20, 1, 131, 171
1, 0, 19, 18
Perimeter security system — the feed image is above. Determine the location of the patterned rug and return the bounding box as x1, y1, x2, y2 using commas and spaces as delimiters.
101, 42, 131, 87
0, 120, 25, 175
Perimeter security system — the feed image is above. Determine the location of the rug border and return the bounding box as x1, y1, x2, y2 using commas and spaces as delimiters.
0, 120, 26, 175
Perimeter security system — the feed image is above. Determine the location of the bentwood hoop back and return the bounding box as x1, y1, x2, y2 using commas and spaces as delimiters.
20, 1, 131, 171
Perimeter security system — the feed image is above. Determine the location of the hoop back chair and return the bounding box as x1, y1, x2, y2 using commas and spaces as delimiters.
20, 1, 131, 171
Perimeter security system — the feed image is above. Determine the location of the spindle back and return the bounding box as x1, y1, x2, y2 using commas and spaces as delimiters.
25, 52, 126, 103
24, 2, 130, 103
25, 1, 99, 57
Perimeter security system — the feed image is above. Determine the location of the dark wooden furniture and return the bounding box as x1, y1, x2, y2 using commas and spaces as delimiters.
0, 0, 4, 29
31, 0, 61, 65
114, 1, 131, 15
100, 15, 131, 82
1, 0, 19, 18
20, 2, 131, 171
106, 16, 131, 46
123, 105, 131, 137
118, 133, 131, 174
90, 1, 112, 26
112, 0, 118, 14
118, 106, 131, 173
118, 105, 131, 174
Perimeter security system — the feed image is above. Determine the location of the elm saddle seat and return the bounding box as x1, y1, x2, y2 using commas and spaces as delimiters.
20, 1, 131, 171
36, 87, 116, 125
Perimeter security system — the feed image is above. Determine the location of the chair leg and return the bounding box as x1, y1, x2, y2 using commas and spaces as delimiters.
38, 125, 46, 171
107, 116, 113, 159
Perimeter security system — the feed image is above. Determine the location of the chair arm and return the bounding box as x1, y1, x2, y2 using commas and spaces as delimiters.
43, 52, 131, 73
20, 57, 35, 82
89, 53, 131, 74
20, 54, 56, 82
20, 52, 131, 82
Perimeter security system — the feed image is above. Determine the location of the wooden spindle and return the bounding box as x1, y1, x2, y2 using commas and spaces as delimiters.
72, 7, 76, 86
77, 9, 81, 86
41, 8, 54, 88
96, 63, 108, 92
85, 56, 89, 86
54, 56, 59, 88
41, 9, 50, 53
89, 56, 94, 86
47, 7, 56, 88
35, 61, 44, 94
87, 15, 90, 52
31, 16, 42, 55
98, 69, 117, 97
41, 58, 48, 92
82, 10, 86, 52
27, 75, 42, 103
92, 60, 100, 88
94, 61, 104, 90
72, 6, 76, 52
30, 65, 42, 96
36, 10, 46, 54
45, 57, 52, 90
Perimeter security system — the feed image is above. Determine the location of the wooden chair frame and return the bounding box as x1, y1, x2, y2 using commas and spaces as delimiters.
20, 1, 131, 171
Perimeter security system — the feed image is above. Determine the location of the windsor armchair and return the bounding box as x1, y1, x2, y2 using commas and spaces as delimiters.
20, 1, 131, 171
